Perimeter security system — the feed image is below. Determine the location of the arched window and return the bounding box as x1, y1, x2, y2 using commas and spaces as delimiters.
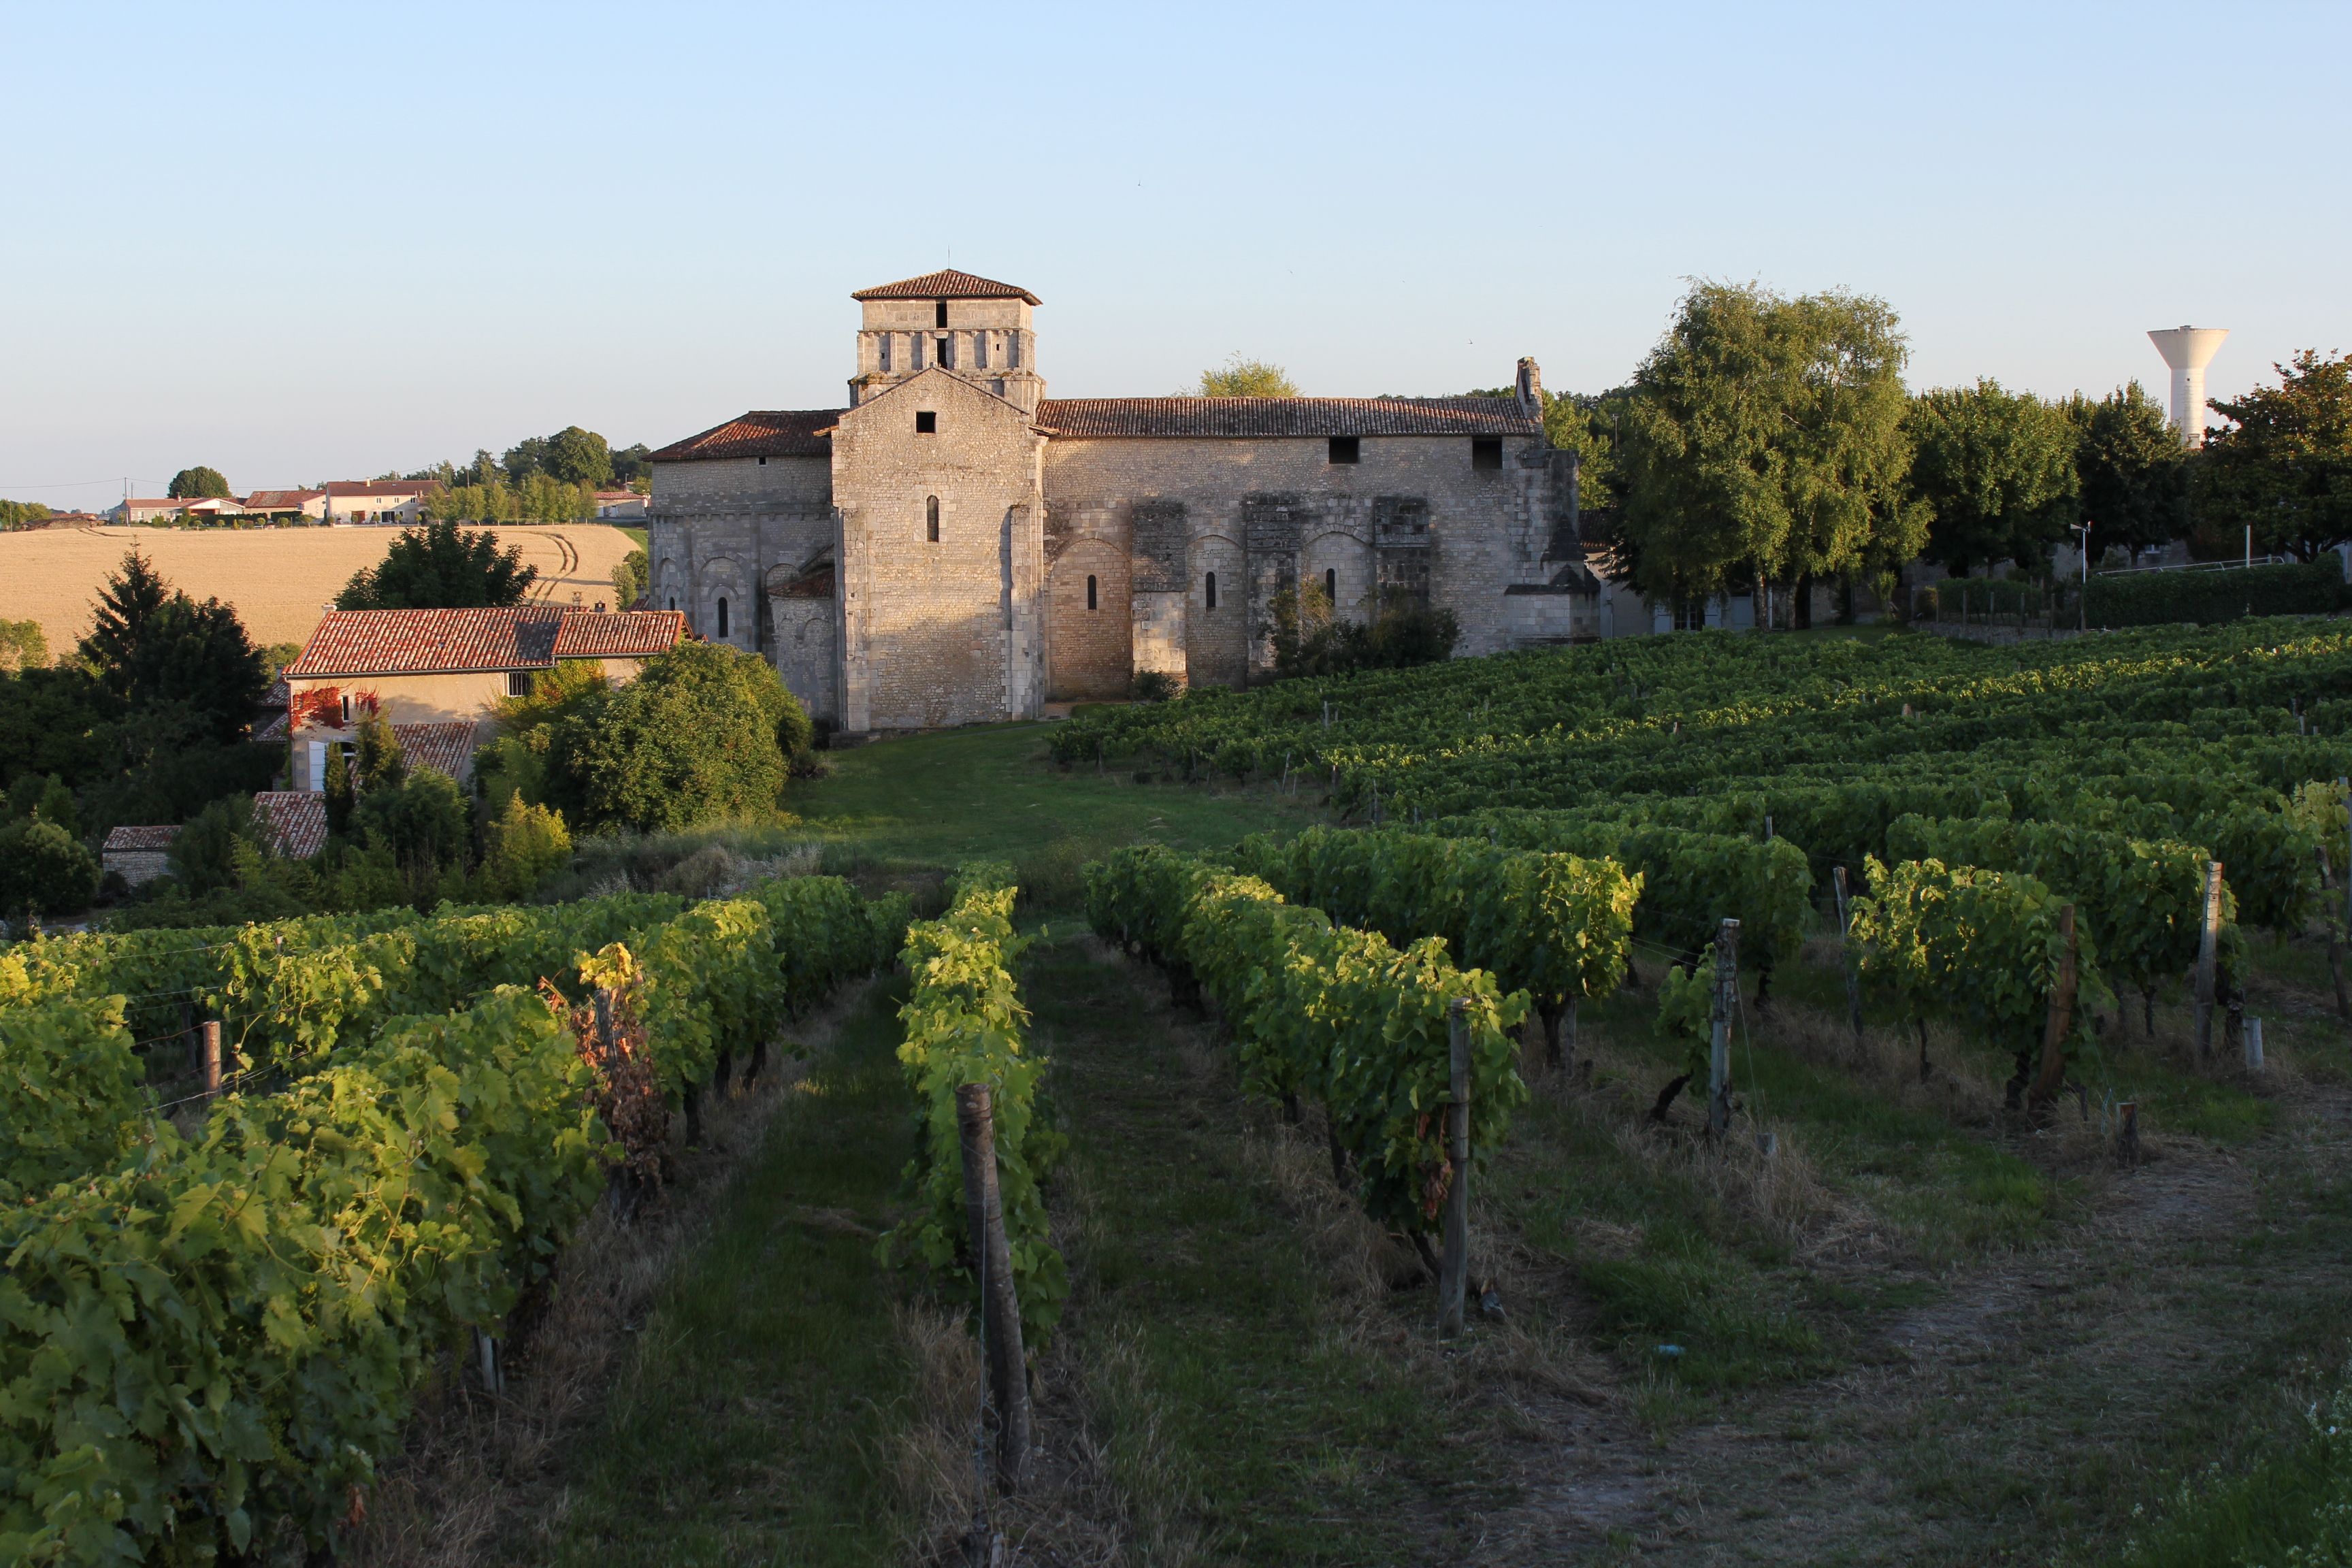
926, 496, 940, 542
667, 596, 676, 612
1324, 568, 1337, 603
1205, 571, 1218, 611
717, 597, 730, 638
1086, 574, 1098, 611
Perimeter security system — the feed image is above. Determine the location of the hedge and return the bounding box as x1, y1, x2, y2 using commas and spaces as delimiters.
2082, 559, 2349, 628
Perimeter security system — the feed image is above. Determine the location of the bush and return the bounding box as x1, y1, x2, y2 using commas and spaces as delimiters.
2082, 559, 2349, 627
553, 641, 808, 832
169, 795, 264, 895
0, 818, 100, 917
1269, 585, 1460, 681
478, 795, 573, 900
1130, 670, 1179, 703
351, 769, 472, 904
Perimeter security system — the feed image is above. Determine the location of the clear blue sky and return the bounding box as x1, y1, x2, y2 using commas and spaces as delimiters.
3, 1, 2345, 505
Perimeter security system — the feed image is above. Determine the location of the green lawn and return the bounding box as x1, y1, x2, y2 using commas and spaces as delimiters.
783, 721, 1320, 894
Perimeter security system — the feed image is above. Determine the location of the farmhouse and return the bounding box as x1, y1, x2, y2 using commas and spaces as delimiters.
647, 270, 1595, 733
280, 605, 685, 791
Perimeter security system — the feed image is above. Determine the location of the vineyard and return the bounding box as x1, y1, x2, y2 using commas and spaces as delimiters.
0, 879, 907, 1565
9, 619, 2352, 1565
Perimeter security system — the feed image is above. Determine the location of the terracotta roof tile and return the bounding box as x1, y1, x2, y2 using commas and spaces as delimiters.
551, 609, 687, 658
646, 409, 843, 463
392, 722, 478, 781
287, 607, 566, 677
245, 489, 325, 508
850, 268, 1040, 305
1033, 396, 1541, 439
102, 826, 180, 853
254, 792, 327, 860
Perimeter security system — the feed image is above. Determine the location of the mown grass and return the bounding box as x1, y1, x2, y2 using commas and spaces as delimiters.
782, 721, 1319, 906
1032, 932, 1515, 1563
514, 980, 917, 1568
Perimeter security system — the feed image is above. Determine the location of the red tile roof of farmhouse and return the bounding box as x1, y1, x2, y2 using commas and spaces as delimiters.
850, 268, 1041, 305
646, 409, 844, 463
102, 825, 181, 853
255, 791, 328, 860
322, 480, 440, 498
244, 489, 324, 509
392, 721, 478, 780
1032, 396, 1542, 439
285, 607, 683, 678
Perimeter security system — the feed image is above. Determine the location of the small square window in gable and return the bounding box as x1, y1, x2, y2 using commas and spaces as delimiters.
1328, 436, 1360, 465
1472, 437, 1503, 471
915, 411, 937, 434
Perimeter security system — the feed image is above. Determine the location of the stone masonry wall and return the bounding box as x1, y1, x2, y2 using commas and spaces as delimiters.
832, 370, 1045, 730
1041, 433, 1555, 686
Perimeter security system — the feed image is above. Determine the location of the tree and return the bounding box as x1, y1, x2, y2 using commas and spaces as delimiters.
0, 817, 99, 919
2068, 380, 2188, 560
1198, 356, 1298, 397
350, 768, 470, 902
0, 619, 46, 672
613, 548, 649, 608
77, 551, 268, 743
1615, 282, 1923, 608
337, 518, 539, 608
169, 794, 264, 895
0, 500, 52, 529
2193, 349, 2352, 561
167, 466, 231, 500
478, 794, 572, 899
551, 641, 808, 832
609, 443, 653, 489
1906, 379, 2080, 574
542, 426, 615, 488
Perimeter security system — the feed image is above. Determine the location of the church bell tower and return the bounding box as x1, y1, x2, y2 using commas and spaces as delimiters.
847, 269, 1045, 414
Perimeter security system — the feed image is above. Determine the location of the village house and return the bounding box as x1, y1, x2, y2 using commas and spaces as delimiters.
322, 480, 439, 523
646, 269, 1597, 734
280, 605, 685, 791
594, 490, 650, 521
107, 495, 246, 523
243, 489, 329, 520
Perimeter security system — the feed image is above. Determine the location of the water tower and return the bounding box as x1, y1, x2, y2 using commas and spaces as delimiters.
2146, 326, 2229, 447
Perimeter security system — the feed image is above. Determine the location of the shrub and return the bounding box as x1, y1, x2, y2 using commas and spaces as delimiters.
2082, 559, 2348, 627
479, 794, 573, 900
553, 641, 808, 832
0, 819, 100, 917
168, 794, 264, 895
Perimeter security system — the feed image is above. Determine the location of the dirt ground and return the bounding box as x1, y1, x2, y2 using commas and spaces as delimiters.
0, 521, 642, 654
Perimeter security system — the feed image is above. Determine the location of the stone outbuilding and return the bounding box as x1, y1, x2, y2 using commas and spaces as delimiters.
100, 826, 180, 888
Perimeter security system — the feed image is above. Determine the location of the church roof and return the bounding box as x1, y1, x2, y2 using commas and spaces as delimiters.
645, 409, 844, 463
851, 269, 1041, 306
1032, 395, 1541, 439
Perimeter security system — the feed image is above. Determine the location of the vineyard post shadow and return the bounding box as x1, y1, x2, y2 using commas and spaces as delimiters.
1439, 999, 1471, 1339
1708, 919, 1740, 1139
956, 1082, 1032, 1491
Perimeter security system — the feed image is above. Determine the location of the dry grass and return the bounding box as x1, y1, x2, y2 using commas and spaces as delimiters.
0, 522, 639, 654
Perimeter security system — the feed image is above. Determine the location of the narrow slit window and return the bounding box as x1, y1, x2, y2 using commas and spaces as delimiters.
937, 335, 953, 368
934, 299, 949, 329
1472, 436, 1503, 471
915, 410, 936, 434
338, 693, 352, 725
879, 335, 892, 373
926, 496, 940, 541
1205, 571, 1218, 610
716, 597, 729, 638
1086, 574, 1098, 611
1328, 436, 1360, 464
1324, 568, 1337, 602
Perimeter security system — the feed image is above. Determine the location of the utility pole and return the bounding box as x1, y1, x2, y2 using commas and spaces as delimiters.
2070, 519, 2093, 632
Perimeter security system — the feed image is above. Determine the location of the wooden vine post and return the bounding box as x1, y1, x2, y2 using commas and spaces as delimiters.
956, 1083, 1032, 1491
1708, 918, 1740, 1139
1832, 867, 1865, 1050
2193, 860, 2225, 1061
1439, 1000, 1472, 1339
200, 1019, 222, 1098
2028, 904, 2078, 1115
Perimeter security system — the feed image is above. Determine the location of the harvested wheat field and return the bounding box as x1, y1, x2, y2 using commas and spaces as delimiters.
0, 522, 643, 654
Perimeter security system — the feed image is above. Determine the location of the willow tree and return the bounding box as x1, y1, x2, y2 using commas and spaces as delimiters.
1616, 282, 1922, 619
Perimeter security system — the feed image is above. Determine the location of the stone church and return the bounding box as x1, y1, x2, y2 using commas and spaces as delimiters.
645, 269, 1595, 733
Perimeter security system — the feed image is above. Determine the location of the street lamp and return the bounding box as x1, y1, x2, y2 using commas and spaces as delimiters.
2070, 519, 2094, 634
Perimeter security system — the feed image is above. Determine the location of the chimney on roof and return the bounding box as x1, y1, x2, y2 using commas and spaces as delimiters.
1516, 357, 1543, 417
